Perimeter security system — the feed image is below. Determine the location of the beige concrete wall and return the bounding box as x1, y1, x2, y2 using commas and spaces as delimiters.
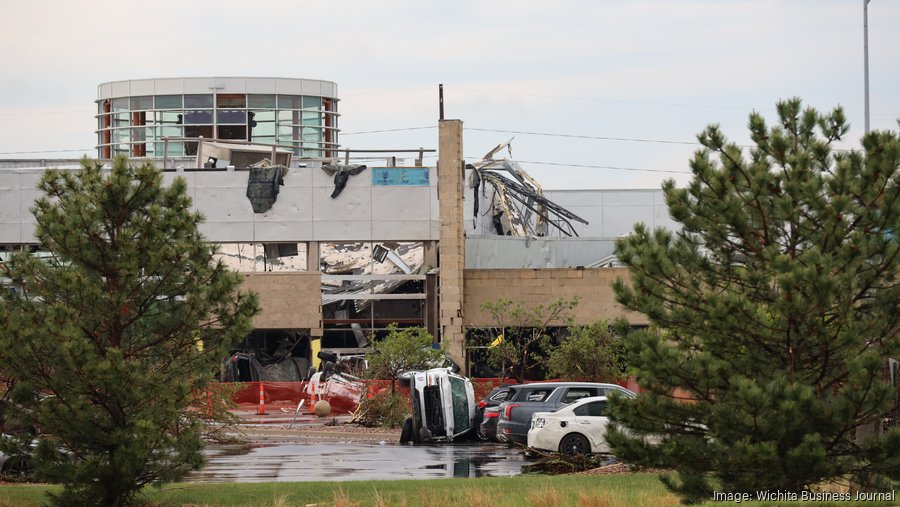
241, 272, 323, 334
463, 268, 647, 327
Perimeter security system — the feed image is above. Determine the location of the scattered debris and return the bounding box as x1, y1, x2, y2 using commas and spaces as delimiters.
321, 163, 367, 198
469, 139, 588, 237
246, 165, 286, 213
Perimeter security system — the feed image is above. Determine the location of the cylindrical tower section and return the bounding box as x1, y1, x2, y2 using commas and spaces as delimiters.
95, 77, 339, 160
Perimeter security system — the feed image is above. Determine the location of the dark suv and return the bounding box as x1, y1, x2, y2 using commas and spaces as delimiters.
495, 382, 635, 445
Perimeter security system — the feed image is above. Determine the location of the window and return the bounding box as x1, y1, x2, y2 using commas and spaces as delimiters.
522, 389, 553, 402
563, 388, 598, 404
248, 94, 276, 108
490, 389, 511, 402
449, 377, 470, 432
216, 93, 245, 108
573, 401, 607, 417
155, 95, 182, 109
184, 94, 213, 108
130, 96, 153, 110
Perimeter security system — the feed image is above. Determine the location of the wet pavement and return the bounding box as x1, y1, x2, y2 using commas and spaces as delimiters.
187, 441, 533, 483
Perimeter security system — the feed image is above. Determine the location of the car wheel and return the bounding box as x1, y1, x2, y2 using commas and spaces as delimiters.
476, 426, 488, 441
400, 417, 413, 444
559, 433, 591, 456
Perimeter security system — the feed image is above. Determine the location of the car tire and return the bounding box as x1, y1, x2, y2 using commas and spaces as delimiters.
399, 417, 413, 444
559, 433, 591, 456
476, 425, 488, 441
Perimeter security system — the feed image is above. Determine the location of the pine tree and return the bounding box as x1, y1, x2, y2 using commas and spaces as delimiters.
606, 99, 900, 502
0, 158, 259, 506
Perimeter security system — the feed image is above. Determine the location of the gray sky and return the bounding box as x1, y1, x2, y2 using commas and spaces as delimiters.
1, 0, 897, 189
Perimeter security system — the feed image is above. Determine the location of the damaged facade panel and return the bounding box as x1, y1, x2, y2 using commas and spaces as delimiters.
214, 243, 309, 272
467, 140, 588, 237
319, 241, 430, 349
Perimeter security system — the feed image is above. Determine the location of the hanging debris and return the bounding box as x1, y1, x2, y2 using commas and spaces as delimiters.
469, 139, 588, 237
321, 163, 367, 198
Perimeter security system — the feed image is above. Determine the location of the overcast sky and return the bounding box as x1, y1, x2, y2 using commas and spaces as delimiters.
1, 0, 897, 189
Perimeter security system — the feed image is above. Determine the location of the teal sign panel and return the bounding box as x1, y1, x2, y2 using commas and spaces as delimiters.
372, 167, 430, 186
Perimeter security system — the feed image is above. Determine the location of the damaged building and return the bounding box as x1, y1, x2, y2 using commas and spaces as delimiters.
0, 77, 679, 381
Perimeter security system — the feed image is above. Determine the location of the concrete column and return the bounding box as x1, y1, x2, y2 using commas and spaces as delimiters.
438, 119, 466, 367
306, 241, 319, 272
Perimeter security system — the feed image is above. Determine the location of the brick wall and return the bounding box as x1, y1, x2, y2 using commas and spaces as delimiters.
241, 272, 323, 334
463, 268, 647, 327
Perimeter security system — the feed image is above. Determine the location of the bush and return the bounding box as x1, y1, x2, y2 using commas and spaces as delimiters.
353, 392, 410, 428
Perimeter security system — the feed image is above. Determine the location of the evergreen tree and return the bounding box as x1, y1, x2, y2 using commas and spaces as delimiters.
0, 158, 259, 506
606, 99, 900, 502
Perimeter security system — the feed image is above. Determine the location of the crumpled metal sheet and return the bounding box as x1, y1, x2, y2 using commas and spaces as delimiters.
469, 142, 588, 237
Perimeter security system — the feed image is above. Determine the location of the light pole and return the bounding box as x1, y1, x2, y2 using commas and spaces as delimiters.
864, 0, 871, 134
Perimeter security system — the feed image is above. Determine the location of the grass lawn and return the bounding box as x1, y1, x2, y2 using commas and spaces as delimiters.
0, 474, 895, 507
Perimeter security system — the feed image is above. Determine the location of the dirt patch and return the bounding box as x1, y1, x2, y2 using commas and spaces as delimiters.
574, 463, 671, 476
228, 422, 401, 445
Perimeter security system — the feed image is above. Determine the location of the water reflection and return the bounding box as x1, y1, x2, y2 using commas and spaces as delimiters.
187, 441, 531, 483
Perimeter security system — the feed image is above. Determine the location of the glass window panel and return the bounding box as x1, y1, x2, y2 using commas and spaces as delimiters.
254, 122, 276, 137
184, 110, 213, 124
253, 136, 276, 144
216, 94, 246, 108
248, 94, 276, 108
155, 95, 182, 108
159, 111, 182, 124
219, 125, 246, 140
184, 94, 213, 108
131, 127, 146, 143
160, 126, 182, 137
164, 142, 184, 157
130, 96, 153, 110
302, 96, 321, 109
302, 111, 321, 126
112, 129, 130, 143
277, 95, 301, 109
251, 110, 275, 122
111, 98, 129, 111
113, 113, 130, 126
217, 110, 246, 124
278, 125, 298, 138
185, 125, 213, 139
277, 110, 300, 123
302, 127, 322, 143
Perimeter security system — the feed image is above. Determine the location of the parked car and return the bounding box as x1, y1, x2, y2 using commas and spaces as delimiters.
474, 385, 514, 440
400, 367, 476, 443
478, 406, 502, 441
496, 382, 635, 445
0, 435, 32, 480
527, 396, 611, 455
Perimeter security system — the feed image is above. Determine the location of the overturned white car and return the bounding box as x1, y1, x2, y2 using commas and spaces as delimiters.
399, 368, 476, 444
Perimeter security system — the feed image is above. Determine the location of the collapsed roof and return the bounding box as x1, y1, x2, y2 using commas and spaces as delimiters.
469, 139, 589, 237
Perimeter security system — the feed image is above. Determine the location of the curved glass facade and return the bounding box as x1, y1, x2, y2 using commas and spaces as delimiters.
96, 78, 339, 160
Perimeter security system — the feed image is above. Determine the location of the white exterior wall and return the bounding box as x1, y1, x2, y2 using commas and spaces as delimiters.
0, 166, 439, 244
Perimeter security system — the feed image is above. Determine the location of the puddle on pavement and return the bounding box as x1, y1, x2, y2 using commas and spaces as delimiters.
186, 441, 533, 482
